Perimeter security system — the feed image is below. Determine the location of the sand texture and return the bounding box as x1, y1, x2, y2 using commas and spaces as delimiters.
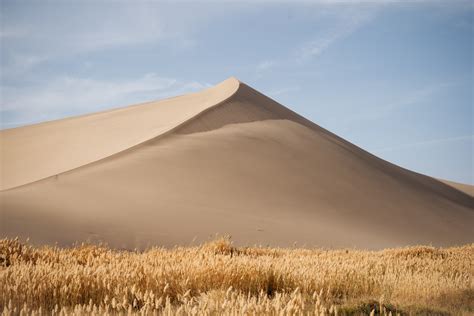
1, 78, 473, 249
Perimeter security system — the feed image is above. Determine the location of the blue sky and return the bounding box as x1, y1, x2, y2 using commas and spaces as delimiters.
1, 0, 472, 184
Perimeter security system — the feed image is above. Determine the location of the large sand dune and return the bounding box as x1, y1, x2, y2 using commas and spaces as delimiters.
1, 77, 472, 249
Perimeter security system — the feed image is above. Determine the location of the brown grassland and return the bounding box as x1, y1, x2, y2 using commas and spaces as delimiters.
0, 237, 473, 315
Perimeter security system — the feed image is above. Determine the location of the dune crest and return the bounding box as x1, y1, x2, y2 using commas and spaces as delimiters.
0, 77, 240, 190
1, 77, 473, 249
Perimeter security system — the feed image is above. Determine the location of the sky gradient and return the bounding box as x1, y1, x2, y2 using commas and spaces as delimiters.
1, 0, 472, 184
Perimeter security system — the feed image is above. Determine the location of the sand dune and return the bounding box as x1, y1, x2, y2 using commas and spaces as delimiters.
0, 77, 472, 249
440, 180, 474, 197
0, 78, 239, 190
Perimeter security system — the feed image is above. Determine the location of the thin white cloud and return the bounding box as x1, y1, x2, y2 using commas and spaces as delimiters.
372, 135, 474, 153
1, 14, 163, 76
256, 60, 275, 72
1, 74, 210, 129
0, 2, 227, 77
296, 9, 375, 62
254, 6, 377, 78
345, 82, 456, 123
0, 29, 26, 39
255, 60, 277, 78
382, 82, 455, 110
1, 55, 48, 77
268, 86, 301, 97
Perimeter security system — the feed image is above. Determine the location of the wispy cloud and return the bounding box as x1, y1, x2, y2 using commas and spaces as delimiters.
254, 6, 377, 78
0, 2, 222, 77
1, 6, 163, 74
1, 74, 210, 129
1, 55, 49, 77
371, 135, 474, 153
380, 82, 455, 111
256, 60, 276, 76
268, 86, 301, 97
296, 9, 376, 62
0, 1, 224, 129
0, 29, 25, 39
343, 82, 457, 124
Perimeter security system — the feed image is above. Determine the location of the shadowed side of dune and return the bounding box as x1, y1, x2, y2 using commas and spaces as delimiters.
1, 78, 473, 249
175, 82, 473, 210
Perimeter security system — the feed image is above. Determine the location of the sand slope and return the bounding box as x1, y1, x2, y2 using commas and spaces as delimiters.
440, 180, 474, 197
0, 78, 239, 190
1, 78, 473, 249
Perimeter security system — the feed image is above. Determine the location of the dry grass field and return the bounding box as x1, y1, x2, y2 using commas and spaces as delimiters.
1, 237, 473, 315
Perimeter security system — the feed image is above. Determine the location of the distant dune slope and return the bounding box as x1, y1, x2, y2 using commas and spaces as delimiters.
1, 78, 473, 249
440, 180, 474, 197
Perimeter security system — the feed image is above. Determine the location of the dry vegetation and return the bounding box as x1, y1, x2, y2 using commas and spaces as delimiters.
0, 237, 473, 315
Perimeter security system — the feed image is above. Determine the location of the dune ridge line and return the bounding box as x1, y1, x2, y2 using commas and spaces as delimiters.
0, 77, 241, 191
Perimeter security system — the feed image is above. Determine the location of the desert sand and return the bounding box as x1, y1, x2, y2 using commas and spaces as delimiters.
0, 77, 472, 249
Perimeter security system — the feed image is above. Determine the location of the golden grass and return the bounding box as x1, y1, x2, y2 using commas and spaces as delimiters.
1, 237, 473, 315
